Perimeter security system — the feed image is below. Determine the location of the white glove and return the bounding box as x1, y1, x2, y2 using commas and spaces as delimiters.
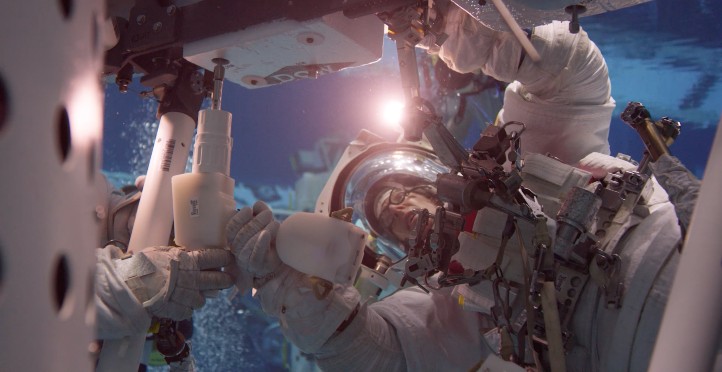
225, 201, 281, 293
577, 152, 637, 179
114, 246, 234, 321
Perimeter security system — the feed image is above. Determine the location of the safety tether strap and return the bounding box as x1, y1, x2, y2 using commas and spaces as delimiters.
599, 193, 637, 254
589, 194, 642, 298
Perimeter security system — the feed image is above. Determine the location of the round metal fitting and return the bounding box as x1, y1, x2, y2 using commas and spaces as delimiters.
297, 32, 324, 45
241, 75, 268, 87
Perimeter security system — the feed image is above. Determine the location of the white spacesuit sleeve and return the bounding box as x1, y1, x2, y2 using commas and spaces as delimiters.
312, 287, 486, 371
438, 6, 610, 103
436, 6, 521, 79
95, 245, 152, 340
255, 264, 485, 370
437, 6, 615, 164
254, 265, 360, 352
314, 301, 407, 371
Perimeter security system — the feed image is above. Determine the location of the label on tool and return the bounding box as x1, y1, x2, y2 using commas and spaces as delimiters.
190, 199, 199, 217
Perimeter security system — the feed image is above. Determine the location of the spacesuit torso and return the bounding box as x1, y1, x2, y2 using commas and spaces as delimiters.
449, 152, 681, 371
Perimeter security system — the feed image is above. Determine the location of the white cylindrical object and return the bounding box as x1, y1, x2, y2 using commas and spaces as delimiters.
192, 109, 232, 175
98, 111, 195, 372
648, 118, 722, 372
172, 108, 235, 250
276, 212, 366, 286
172, 172, 236, 249
126, 112, 196, 252
489, 0, 541, 62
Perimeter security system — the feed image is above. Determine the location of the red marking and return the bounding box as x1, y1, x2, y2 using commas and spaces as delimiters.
463, 212, 477, 233
448, 260, 465, 275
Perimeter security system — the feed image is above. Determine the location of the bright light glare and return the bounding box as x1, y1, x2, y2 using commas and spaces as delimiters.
380, 100, 405, 128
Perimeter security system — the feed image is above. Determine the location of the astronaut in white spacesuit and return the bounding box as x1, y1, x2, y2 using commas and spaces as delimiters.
225, 4, 691, 372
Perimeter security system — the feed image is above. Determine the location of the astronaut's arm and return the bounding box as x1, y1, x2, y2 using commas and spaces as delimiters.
227, 205, 401, 367
436, 5, 610, 105
95, 243, 234, 340
649, 154, 701, 235
94, 176, 150, 339
227, 206, 484, 370
313, 300, 406, 370
254, 269, 486, 370
95, 245, 152, 339
254, 266, 409, 370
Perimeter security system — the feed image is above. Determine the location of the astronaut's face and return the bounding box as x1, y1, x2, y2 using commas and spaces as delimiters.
375, 185, 439, 243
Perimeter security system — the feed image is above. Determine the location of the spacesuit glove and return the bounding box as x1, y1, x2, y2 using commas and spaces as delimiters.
113, 246, 234, 321
577, 152, 637, 179
225, 201, 281, 294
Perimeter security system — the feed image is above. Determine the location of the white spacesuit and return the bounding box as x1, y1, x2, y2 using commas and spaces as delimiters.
225, 5, 686, 372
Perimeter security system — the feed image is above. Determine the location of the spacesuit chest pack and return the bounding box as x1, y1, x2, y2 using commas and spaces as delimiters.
449, 152, 669, 317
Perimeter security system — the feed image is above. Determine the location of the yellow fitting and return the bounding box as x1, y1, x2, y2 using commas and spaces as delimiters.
148, 320, 160, 334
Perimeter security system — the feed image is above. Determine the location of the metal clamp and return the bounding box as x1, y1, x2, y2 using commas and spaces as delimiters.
590, 250, 624, 308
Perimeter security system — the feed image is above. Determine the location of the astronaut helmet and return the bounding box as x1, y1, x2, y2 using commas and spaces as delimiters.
338, 144, 449, 260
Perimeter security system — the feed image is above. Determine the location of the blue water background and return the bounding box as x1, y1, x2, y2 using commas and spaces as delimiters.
102, 0, 721, 370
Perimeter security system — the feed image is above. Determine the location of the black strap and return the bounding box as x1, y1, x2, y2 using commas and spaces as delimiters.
335, 304, 360, 334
